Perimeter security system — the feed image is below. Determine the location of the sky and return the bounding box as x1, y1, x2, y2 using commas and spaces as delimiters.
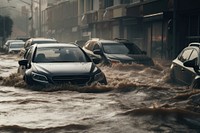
1, 0, 31, 17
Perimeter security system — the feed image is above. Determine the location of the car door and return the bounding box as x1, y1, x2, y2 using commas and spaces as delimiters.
20, 47, 34, 74
173, 48, 193, 85
182, 49, 198, 85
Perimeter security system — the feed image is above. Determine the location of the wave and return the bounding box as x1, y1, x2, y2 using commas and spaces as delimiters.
0, 124, 91, 132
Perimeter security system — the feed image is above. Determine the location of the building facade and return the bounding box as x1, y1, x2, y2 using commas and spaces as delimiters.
36, 0, 200, 59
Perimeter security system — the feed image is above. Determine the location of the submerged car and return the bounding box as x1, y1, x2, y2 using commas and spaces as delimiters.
8, 41, 25, 53
170, 42, 200, 89
3, 39, 24, 53
18, 43, 107, 86
82, 39, 154, 66
24, 37, 58, 50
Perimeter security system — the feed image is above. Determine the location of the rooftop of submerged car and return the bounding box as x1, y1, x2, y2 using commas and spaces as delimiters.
29, 37, 57, 41
34, 43, 78, 48
188, 42, 200, 47
87, 38, 119, 44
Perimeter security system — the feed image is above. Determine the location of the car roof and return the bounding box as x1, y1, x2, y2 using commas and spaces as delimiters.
28, 38, 57, 42
10, 41, 25, 44
88, 39, 119, 44
34, 43, 78, 48
99, 40, 119, 43
188, 42, 200, 47
6, 40, 23, 43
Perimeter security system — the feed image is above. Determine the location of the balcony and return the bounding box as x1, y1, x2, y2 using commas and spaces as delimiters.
103, 4, 127, 21
81, 11, 98, 25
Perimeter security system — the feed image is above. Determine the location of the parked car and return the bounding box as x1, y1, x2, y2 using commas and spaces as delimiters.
8, 41, 25, 53
170, 42, 200, 89
24, 37, 58, 50
3, 39, 24, 52
82, 38, 154, 66
18, 43, 107, 86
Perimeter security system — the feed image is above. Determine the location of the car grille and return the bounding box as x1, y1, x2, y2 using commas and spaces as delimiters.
52, 75, 91, 85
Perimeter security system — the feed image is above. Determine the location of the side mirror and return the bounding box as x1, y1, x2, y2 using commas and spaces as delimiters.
93, 49, 103, 55
18, 59, 28, 66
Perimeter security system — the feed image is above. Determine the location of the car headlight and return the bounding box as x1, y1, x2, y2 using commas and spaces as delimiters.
32, 72, 48, 83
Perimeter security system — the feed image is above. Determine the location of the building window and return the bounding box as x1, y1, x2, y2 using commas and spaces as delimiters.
104, 0, 113, 8
121, 0, 131, 4
86, 0, 93, 11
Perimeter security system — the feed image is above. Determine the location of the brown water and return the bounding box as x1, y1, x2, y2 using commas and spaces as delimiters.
0, 54, 200, 133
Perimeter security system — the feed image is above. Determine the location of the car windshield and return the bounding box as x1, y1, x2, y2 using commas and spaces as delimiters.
102, 42, 142, 54
10, 43, 24, 48
33, 47, 89, 63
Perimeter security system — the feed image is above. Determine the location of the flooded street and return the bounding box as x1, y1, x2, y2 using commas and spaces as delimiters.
0, 53, 200, 133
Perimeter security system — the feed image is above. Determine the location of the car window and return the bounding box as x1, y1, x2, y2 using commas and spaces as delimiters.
189, 49, 198, 61
33, 47, 88, 62
122, 42, 142, 54
178, 49, 193, 62
26, 47, 33, 61
102, 43, 130, 54
9, 43, 24, 48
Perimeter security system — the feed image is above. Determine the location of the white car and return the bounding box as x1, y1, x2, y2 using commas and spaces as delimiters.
8, 41, 25, 53
3, 40, 24, 52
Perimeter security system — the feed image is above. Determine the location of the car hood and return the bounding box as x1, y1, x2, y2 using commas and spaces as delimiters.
32, 62, 95, 75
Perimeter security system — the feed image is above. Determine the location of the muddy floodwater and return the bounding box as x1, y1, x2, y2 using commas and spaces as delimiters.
0, 53, 200, 133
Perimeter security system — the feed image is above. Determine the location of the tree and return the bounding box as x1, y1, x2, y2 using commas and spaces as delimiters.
0, 15, 13, 39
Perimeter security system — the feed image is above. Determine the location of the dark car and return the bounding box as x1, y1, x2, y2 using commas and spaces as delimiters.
82, 38, 154, 66
18, 43, 107, 86
170, 42, 200, 89
24, 38, 58, 50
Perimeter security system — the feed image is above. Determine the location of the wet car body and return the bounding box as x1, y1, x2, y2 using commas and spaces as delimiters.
170, 43, 200, 88
18, 43, 107, 86
82, 39, 154, 66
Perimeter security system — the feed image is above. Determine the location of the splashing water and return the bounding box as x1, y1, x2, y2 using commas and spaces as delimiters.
0, 55, 200, 132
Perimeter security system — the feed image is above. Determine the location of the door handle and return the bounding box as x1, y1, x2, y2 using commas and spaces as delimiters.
181, 68, 185, 71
